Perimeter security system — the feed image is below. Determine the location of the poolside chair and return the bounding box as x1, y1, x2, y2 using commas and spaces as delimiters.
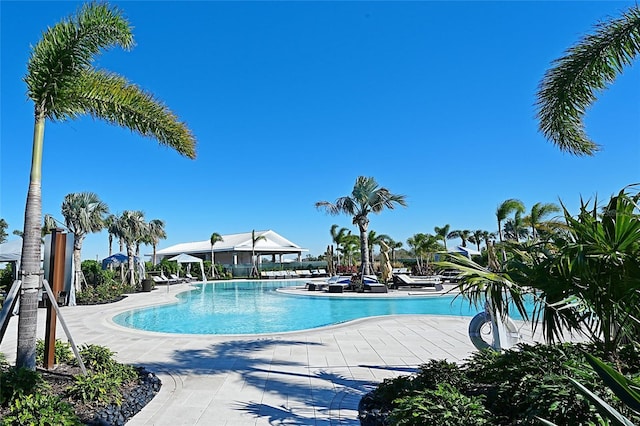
391, 274, 443, 291
185, 273, 198, 282
152, 275, 169, 285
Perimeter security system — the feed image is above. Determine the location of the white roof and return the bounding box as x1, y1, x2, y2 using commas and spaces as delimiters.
155, 230, 306, 257
0, 239, 22, 262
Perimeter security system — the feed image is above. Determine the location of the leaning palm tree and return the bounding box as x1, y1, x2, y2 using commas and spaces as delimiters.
316, 176, 407, 275
434, 224, 451, 251
148, 219, 166, 265
496, 199, 525, 243
536, 5, 640, 156
16, 3, 196, 369
524, 202, 561, 240
210, 232, 223, 278
61, 192, 109, 291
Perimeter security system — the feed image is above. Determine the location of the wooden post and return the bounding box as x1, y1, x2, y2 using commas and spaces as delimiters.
44, 229, 66, 369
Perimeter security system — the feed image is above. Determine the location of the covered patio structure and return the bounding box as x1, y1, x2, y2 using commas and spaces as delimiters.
153, 230, 307, 271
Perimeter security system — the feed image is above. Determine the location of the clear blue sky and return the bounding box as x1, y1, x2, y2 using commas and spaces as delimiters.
1, 1, 638, 261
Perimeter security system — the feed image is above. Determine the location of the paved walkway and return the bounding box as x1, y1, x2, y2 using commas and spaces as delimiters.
0, 282, 545, 425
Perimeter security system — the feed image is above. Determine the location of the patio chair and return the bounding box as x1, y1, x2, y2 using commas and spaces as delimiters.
391, 274, 443, 291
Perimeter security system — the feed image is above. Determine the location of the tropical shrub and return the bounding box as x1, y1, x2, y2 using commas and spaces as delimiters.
73, 344, 137, 382
36, 338, 74, 366
67, 372, 124, 405
0, 367, 47, 406
439, 185, 640, 356
1, 393, 81, 426
387, 384, 488, 426
362, 342, 640, 425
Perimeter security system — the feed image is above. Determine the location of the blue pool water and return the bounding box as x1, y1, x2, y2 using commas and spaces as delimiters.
113, 280, 488, 335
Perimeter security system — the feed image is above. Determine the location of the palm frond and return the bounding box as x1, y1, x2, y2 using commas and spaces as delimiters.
63, 70, 195, 158
536, 6, 640, 155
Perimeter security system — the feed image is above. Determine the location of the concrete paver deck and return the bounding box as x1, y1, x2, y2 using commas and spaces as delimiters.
1, 282, 546, 425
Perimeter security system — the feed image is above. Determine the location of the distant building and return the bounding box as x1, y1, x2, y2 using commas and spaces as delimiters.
153, 230, 307, 266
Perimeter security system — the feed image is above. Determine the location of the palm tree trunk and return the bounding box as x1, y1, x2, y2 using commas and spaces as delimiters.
16, 115, 46, 370
126, 245, 136, 287
358, 225, 371, 275
73, 237, 83, 292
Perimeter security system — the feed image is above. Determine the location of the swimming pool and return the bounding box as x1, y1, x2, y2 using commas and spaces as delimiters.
113, 280, 486, 335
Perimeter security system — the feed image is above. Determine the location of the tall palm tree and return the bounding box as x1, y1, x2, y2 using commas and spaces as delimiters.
210, 232, 223, 278
367, 230, 390, 267
386, 238, 404, 263
316, 176, 407, 275
329, 224, 351, 267
448, 229, 471, 248
16, 3, 196, 370
61, 192, 109, 291
496, 199, 525, 242
407, 233, 429, 272
147, 219, 166, 265
537, 6, 640, 156
113, 211, 147, 287
104, 214, 117, 257
250, 230, 266, 277
434, 224, 451, 251
468, 229, 485, 252
503, 214, 529, 242
524, 202, 561, 239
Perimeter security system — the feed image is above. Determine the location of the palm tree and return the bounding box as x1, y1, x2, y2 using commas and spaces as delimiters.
434, 224, 451, 251
16, 3, 196, 370
496, 199, 525, 243
386, 238, 404, 263
367, 230, 391, 268
210, 232, 223, 278
104, 214, 117, 257
503, 214, 529, 242
406, 233, 428, 272
113, 211, 147, 287
316, 176, 407, 275
250, 230, 266, 277
468, 229, 485, 252
448, 229, 471, 248
524, 202, 561, 239
148, 219, 166, 265
61, 192, 109, 291
537, 6, 640, 156
329, 224, 351, 268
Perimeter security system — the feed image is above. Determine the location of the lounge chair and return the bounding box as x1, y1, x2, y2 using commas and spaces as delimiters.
185, 273, 199, 281
391, 274, 443, 290
152, 275, 169, 285
170, 274, 187, 283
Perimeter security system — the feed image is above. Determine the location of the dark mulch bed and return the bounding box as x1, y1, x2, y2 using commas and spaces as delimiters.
0, 363, 161, 425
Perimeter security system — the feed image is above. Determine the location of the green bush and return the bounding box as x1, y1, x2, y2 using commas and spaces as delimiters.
388, 383, 488, 426
73, 344, 137, 382
1, 392, 81, 425
36, 339, 74, 366
67, 372, 123, 405
0, 263, 14, 294
365, 342, 640, 425
0, 367, 47, 406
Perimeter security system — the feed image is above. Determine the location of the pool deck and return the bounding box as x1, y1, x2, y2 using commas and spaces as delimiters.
1, 281, 550, 425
